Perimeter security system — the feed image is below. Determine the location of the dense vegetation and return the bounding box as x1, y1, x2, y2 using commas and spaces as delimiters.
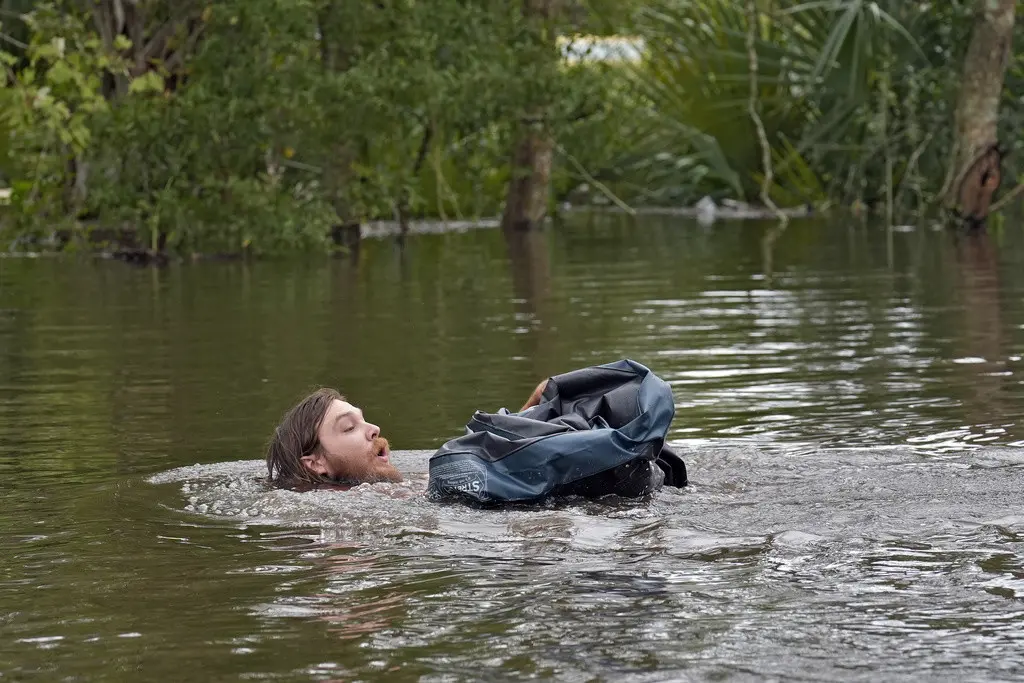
1, 0, 1021, 255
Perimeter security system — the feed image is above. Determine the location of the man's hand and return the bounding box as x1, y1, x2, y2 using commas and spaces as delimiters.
520, 379, 548, 412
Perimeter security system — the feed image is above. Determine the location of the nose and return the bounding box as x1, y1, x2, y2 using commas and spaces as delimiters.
366, 422, 380, 440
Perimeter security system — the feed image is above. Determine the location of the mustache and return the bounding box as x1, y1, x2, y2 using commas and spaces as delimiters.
372, 436, 390, 455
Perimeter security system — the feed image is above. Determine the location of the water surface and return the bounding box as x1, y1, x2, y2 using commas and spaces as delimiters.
2, 216, 1023, 680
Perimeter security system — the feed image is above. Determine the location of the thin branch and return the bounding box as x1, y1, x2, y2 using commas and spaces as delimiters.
161, 21, 204, 73
0, 31, 28, 50
91, 0, 114, 51
556, 144, 635, 215
397, 120, 434, 233
112, 0, 126, 33
746, 0, 787, 225
139, 20, 180, 62
140, 1, 205, 60
893, 131, 934, 213
880, 57, 893, 231
937, 138, 960, 204
279, 158, 323, 173
412, 121, 433, 177
990, 182, 1024, 214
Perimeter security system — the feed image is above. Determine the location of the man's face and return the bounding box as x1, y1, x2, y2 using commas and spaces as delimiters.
302, 399, 403, 484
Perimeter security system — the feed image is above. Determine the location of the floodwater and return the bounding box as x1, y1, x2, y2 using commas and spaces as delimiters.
2, 215, 1023, 681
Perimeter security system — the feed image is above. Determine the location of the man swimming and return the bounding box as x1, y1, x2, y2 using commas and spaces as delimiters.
266, 359, 685, 502
265, 382, 548, 490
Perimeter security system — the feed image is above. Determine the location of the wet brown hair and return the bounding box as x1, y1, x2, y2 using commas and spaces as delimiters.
265, 387, 343, 490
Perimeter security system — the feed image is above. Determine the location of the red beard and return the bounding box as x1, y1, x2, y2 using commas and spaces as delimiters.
335, 436, 403, 484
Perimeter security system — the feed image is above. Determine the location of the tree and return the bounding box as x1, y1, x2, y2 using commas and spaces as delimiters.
943, 0, 1017, 229
501, 0, 563, 232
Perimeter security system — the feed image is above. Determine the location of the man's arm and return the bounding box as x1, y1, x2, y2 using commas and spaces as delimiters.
519, 379, 548, 412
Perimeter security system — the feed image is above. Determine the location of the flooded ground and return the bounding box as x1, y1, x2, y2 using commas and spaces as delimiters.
2, 215, 1023, 680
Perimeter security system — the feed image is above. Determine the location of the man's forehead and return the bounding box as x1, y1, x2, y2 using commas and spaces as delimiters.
327, 398, 360, 418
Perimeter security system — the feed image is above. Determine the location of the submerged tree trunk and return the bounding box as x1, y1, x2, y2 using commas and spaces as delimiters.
944, 0, 1016, 229
501, 0, 562, 232
502, 117, 554, 232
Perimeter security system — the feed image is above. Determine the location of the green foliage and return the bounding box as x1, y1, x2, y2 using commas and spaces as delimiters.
0, 3, 123, 233
622, 0, 988, 215
81, 0, 338, 253
0, 0, 1021, 254
999, 12, 1024, 190
1, 0, 605, 253
553, 59, 714, 207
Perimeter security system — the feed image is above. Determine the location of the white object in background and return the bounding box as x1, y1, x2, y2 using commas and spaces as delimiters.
696, 195, 717, 226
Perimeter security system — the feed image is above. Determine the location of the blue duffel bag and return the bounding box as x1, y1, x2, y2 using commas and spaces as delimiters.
427, 359, 687, 505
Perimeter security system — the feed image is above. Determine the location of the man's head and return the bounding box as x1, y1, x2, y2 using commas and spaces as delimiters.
266, 388, 403, 490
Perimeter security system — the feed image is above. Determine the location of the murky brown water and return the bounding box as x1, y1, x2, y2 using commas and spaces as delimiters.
2, 215, 1023, 680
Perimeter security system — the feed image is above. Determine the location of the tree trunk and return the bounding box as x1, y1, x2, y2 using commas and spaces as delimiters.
317, 10, 363, 249
945, 0, 1016, 229
501, 0, 561, 232
501, 118, 554, 232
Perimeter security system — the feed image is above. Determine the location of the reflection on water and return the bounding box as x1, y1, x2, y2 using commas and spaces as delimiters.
2, 215, 1024, 680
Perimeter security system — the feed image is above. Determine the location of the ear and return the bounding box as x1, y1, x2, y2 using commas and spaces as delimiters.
300, 453, 328, 476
